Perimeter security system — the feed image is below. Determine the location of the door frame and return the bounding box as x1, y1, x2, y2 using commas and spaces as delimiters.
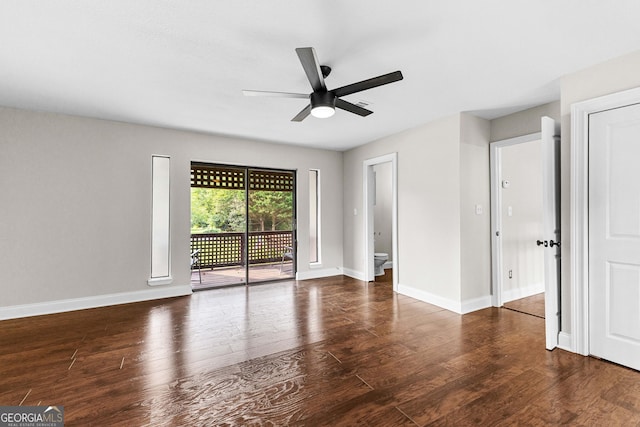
363, 152, 398, 291
571, 86, 640, 356
490, 132, 542, 308
189, 161, 297, 287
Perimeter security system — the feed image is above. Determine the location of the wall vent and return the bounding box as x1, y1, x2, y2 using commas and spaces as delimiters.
354, 99, 372, 108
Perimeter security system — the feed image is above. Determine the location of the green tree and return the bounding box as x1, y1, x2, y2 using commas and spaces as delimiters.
249, 191, 292, 231
191, 188, 292, 233
190, 188, 245, 233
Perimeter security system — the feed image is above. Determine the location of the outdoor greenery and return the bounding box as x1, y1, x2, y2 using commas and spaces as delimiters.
191, 188, 293, 234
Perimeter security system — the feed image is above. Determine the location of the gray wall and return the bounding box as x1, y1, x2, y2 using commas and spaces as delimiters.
490, 101, 560, 142
343, 115, 462, 301
0, 106, 343, 310
343, 113, 491, 310
459, 113, 491, 301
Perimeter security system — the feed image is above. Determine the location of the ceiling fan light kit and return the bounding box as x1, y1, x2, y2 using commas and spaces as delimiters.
243, 47, 403, 121
310, 91, 336, 118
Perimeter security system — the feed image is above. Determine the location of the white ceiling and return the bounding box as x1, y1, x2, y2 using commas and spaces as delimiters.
1, 1, 640, 151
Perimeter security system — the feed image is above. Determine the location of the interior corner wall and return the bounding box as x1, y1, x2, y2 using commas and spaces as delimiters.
0, 106, 343, 315
560, 49, 640, 334
459, 113, 491, 303
343, 114, 463, 305
490, 101, 560, 142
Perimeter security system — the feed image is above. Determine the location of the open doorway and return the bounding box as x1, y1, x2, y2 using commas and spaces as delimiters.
190, 163, 296, 289
372, 162, 393, 284
363, 153, 398, 291
490, 117, 561, 350
496, 138, 545, 317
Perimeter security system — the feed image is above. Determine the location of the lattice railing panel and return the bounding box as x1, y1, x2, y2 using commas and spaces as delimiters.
247, 231, 293, 264
191, 164, 294, 192
191, 231, 293, 269
191, 232, 244, 269
191, 164, 245, 190
249, 170, 294, 192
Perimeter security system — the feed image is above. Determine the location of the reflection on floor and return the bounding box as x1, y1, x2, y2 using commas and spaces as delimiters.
191, 262, 294, 290
504, 292, 545, 318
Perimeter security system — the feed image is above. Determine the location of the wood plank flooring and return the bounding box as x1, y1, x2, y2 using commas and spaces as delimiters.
1, 276, 639, 425
503, 292, 546, 318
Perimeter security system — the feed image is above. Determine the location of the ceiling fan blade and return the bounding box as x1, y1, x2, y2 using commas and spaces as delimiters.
242, 90, 308, 99
295, 47, 327, 92
291, 105, 311, 122
335, 99, 373, 117
333, 71, 403, 98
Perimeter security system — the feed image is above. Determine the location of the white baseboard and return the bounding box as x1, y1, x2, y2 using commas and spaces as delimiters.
0, 285, 193, 321
397, 283, 461, 313
558, 331, 573, 352
502, 282, 545, 303
296, 267, 344, 281
342, 268, 365, 281
461, 295, 493, 314
383, 260, 393, 269
397, 283, 491, 314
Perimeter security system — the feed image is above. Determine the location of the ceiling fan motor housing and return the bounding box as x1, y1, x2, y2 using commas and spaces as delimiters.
310, 91, 336, 109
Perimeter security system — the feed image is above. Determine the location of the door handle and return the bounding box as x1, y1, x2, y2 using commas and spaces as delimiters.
536, 240, 548, 247
549, 240, 561, 248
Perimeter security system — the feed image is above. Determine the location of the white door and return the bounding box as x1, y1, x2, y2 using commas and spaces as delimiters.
541, 117, 561, 350
589, 103, 640, 371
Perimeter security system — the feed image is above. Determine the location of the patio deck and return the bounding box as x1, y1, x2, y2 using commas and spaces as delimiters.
190, 261, 294, 289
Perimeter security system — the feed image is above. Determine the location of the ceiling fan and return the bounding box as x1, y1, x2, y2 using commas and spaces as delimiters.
243, 47, 404, 121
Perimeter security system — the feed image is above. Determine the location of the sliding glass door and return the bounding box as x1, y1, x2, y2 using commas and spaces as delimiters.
190, 163, 296, 289
248, 169, 295, 283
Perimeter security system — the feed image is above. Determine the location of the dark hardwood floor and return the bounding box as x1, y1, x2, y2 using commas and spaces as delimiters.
1, 276, 639, 425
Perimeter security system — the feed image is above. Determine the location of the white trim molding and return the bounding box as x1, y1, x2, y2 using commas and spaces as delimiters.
342, 268, 366, 281
398, 283, 491, 314
558, 332, 573, 352
148, 277, 174, 286
570, 85, 640, 356
461, 295, 493, 314
0, 285, 192, 321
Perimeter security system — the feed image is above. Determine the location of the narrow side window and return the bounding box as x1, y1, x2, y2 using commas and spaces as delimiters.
309, 170, 320, 264
149, 155, 171, 284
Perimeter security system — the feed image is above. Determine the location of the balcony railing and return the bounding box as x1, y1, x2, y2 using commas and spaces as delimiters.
190, 231, 293, 269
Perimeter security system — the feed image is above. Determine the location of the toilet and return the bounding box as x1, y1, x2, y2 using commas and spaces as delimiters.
374, 253, 388, 276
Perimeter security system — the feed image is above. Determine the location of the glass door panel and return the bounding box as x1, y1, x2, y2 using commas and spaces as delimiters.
190, 164, 247, 289
247, 169, 296, 284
